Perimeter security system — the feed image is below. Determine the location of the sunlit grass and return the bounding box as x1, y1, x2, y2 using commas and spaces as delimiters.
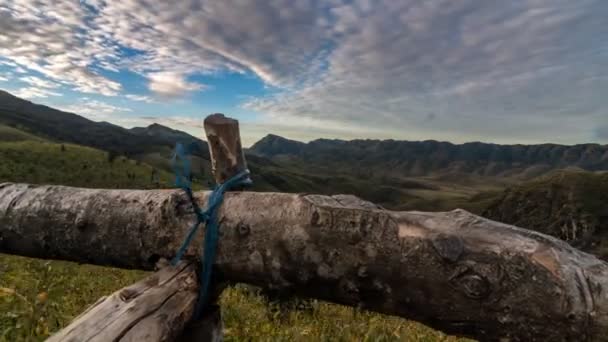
0, 141, 176, 189
0, 254, 469, 342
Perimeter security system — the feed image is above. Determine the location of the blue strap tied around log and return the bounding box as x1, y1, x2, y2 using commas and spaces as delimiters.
170, 141, 251, 319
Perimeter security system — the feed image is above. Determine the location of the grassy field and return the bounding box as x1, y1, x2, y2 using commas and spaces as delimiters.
0, 124, 43, 142
0, 254, 466, 342
0, 131, 470, 341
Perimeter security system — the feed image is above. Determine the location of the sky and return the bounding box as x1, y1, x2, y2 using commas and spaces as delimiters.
0, 0, 607, 147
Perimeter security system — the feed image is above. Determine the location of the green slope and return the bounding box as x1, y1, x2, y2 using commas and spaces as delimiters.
0, 141, 175, 189
482, 169, 608, 259
0, 124, 44, 142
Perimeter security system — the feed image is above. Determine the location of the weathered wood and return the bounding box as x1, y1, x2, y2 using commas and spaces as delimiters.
2, 183, 608, 341
46, 262, 199, 342
203, 113, 250, 185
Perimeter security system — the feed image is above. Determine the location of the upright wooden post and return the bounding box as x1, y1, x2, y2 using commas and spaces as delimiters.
203, 113, 251, 186
179, 113, 253, 341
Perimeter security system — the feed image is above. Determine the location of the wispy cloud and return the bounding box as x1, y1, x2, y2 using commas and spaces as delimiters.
13, 87, 61, 99
125, 94, 154, 103
56, 98, 131, 121
0, 1, 121, 96
147, 72, 205, 98
19, 76, 60, 89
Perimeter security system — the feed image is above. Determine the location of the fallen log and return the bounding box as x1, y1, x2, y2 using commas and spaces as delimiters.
1, 182, 607, 341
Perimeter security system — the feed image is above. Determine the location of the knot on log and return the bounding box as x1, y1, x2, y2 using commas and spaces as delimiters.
431, 234, 464, 263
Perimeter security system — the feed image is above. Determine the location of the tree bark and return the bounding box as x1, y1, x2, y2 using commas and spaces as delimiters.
1, 182, 608, 341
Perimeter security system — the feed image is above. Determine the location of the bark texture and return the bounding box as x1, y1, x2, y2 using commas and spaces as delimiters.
2, 182, 608, 341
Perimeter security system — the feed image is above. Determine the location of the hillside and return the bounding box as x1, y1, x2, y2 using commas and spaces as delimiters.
0, 123, 44, 142
0, 90, 190, 157
0, 141, 179, 189
250, 134, 608, 179
482, 170, 608, 259
0, 90, 217, 181
0, 91, 347, 196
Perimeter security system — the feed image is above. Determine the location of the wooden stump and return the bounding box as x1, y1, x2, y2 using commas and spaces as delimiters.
46, 262, 200, 342
203, 113, 251, 186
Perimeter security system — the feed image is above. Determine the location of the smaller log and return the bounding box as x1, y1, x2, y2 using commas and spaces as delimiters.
203, 113, 251, 185
46, 262, 201, 342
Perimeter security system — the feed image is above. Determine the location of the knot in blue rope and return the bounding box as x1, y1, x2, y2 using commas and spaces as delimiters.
170, 141, 251, 319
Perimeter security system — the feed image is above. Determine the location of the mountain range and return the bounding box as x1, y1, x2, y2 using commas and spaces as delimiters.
3, 88, 607, 186
250, 133, 608, 180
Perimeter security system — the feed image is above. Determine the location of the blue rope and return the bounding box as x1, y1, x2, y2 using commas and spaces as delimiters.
170, 141, 251, 319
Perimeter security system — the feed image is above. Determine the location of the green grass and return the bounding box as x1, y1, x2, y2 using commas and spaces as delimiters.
0, 254, 147, 341
481, 169, 608, 259
0, 254, 467, 342
0, 140, 176, 189
0, 124, 43, 142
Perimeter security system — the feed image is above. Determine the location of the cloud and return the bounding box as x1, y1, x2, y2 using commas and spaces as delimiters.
147, 72, 205, 97
0, 0, 327, 97
13, 87, 62, 99
19, 76, 60, 89
92, 0, 332, 88
57, 98, 131, 121
0, 1, 122, 96
242, 0, 608, 144
125, 94, 154, 103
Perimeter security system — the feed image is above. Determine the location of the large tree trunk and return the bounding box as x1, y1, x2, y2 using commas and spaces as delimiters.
1, 182, 607, 341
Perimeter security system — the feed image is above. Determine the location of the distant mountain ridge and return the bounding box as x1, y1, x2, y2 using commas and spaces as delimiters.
0, 89, 208, 158
250, 133, 608, 179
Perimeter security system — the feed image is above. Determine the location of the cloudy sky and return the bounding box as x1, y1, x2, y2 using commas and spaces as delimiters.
1, 0, 607, 146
